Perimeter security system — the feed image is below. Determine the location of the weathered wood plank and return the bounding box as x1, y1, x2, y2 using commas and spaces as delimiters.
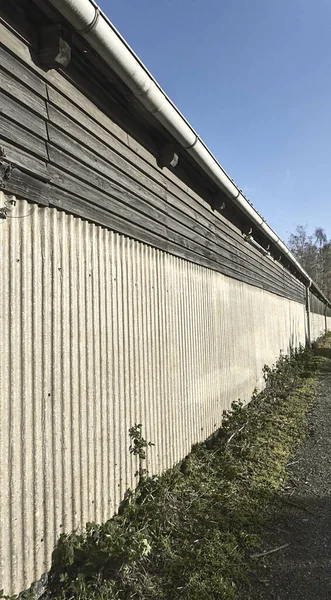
45, 185, 223, 273
46, 182, 239, 279
48, 158, 252, 273
47, 145, 270, 273
0, 21, 307, 302
1, 166, 303, 303
47, 163, 169, 238
0, 45, 47, 98
1, 167, 49, 205
1, 139, 48, 180
48, 162, 236, 268
47, 106, 169, 199
46, 126, 284, 282
46, 65, 304, 286
250, 258, 298, 295
0, 65, 47, 117
46, 96, 293, 282
0, 114, 48, 159
0, 91, 47, 139
47, 144, 213, 250
47, 131, 226, 258
47, 107, 261, 258
49, 74, 308, 292
47, 136, 300, 292
46, 123, 168, 205
47, 85, 221, 212
47, 163, 294, 294
46, 88, 218, 219
0, 23, 291, 277
45, 184, 266, 290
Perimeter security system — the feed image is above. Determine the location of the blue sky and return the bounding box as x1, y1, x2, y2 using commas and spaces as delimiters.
98, 0, 331, 243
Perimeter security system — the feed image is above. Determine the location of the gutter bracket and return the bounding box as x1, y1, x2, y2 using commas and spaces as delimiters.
39, 24, 72, 68
157, 144, 179, 169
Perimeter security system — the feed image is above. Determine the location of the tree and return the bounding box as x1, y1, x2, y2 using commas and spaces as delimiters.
287, 226, 331, 298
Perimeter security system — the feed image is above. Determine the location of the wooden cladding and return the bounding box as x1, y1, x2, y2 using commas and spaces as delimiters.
0, 22, 307, 304
310, 293, 331, 317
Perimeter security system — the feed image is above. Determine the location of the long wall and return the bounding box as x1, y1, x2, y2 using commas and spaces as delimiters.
1, 200, 328, 595
0, 2, 330, 595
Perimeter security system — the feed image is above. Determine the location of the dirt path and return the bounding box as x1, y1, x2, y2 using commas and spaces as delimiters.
250, 349, 331, 600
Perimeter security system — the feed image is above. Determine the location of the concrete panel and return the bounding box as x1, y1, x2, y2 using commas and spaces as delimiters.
310, 312, 327, 341
0, 199, 318, 595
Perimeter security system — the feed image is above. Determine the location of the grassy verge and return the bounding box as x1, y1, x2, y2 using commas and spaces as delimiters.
16, 334, 331, 600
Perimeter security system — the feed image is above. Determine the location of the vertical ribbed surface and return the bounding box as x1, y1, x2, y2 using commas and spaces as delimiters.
310, 313, 328, 340
0, 200, 320, 595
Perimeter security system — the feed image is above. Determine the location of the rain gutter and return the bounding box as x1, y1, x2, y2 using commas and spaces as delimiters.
47, 0, 330, 306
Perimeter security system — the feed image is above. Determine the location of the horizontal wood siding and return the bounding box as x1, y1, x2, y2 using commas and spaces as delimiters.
0, 16, 308, 305
310, 293, 329, 316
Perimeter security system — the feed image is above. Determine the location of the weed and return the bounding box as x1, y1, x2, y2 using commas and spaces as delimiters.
129, 423, 155, 484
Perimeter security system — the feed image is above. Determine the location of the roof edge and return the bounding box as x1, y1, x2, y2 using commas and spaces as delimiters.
46, 0, 330, 305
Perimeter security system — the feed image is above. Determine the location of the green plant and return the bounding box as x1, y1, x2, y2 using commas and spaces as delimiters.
129, 423, 155, 484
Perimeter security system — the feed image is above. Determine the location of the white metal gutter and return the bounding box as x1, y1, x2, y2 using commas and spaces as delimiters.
47, 0, 330, 306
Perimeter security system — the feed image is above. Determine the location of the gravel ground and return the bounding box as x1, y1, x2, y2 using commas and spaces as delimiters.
249, 348, 331, 600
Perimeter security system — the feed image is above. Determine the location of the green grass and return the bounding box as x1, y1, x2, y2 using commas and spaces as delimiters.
12, 334, 331, 600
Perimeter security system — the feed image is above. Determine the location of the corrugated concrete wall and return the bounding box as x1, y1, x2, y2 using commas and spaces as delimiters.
310, 313, 328, 341
309, 294, 330, 339
0, 200, 325, 595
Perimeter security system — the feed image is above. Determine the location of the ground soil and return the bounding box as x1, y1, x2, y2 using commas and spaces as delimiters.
247, 346, 331, 600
